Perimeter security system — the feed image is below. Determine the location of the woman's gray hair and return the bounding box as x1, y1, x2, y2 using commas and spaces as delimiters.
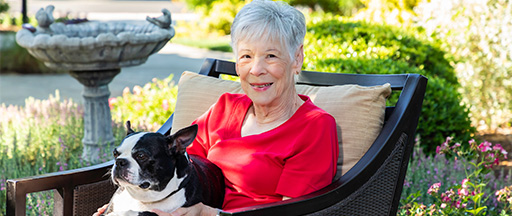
231, 0, 306, 60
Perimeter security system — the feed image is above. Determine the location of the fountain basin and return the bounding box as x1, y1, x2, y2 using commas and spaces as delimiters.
16, 8, 175, 71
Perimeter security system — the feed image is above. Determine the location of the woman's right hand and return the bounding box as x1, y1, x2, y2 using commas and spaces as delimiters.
92, 204, 108, 216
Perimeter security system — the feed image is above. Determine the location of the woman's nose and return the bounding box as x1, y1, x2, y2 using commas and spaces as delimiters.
249, 58, 266, 76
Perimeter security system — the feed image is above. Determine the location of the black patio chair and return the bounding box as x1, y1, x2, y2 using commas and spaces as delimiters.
6, 58, 427, 216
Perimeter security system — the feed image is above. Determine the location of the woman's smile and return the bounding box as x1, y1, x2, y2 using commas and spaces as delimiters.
250, 82, 274, 91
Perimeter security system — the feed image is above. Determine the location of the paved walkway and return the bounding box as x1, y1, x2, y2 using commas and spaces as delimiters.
0, 43, 233, 106
0, 0, 234, 106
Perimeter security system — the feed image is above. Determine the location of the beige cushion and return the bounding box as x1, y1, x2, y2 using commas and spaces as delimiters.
172, 71, 391, 177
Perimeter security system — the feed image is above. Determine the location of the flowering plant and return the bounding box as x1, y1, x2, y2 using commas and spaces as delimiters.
496, 185, 512, 214
109, 75, 178, 132
401, 137, 509, 215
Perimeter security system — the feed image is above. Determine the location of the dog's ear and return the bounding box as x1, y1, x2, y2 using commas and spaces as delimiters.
126, 121, 136, 135
167, 124, 198, 154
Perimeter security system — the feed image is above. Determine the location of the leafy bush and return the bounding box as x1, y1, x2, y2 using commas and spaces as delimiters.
414, 0, 512, 133
0, 0, 8, 15
179, 0, 364, 37
0, 91, 124, 215
284, 0, 364, 16
109, 75, 178, 132
303, 16, 475, 154
353, 0, 423, 26
0, 31, 61, 74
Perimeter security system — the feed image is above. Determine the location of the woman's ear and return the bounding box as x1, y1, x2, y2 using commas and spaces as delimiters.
293, 44, 304, 71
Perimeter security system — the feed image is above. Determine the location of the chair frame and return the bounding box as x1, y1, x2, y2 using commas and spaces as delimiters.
6, 58, 427, 216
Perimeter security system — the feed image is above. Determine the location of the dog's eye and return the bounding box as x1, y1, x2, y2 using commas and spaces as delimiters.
113, 149, 120, 158
135, 152, 148, 161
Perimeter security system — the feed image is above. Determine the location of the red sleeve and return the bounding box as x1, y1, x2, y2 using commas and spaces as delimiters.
275, 114, 339, 197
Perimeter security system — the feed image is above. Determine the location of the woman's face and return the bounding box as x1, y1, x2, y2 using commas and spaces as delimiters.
235, 39, 303, 108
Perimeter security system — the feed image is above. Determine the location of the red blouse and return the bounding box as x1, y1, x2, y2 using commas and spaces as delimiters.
187, 93, 339, 211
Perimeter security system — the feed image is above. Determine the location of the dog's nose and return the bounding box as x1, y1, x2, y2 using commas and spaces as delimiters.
115, 158, 128, 167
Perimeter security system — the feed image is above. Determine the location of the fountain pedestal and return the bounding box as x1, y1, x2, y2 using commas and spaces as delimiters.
69, 70, 120, 161
16, 5, 175, 162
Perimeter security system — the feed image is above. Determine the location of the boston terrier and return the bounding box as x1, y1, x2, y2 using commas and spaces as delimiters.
102, 121, 225, 216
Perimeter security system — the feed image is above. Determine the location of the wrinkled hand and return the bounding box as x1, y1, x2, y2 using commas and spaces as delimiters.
152, 202, 218, 216
92, 204, 108, 216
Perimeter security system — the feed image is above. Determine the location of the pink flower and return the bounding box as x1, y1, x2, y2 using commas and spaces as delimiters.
454, 200, 467, 208
441, 190, 454, 203
469, 139, 476, 145
458, 188, 469, 197
122, 87, 131, 97
436, 146, 442, 154
479, 141, 492, 152
108, 98, 117, 109
461, 178, 470, 187
440, 203, 447, 209
493, 144, 508, 158
444, 136, 453, 144
428, 183, 441, 195
493, 157, 500, 166
133, 85, 143, 95
162, 99, 169, 111
493, 143, 503, 151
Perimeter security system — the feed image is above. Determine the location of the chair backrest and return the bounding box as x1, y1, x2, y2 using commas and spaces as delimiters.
160, 58, 427, 215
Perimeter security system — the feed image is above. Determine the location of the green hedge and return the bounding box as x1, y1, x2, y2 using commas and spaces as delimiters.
303, 16, 475, 154
0, 31, 59, 74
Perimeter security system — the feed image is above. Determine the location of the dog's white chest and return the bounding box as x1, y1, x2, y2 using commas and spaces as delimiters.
111, 188, 187, 214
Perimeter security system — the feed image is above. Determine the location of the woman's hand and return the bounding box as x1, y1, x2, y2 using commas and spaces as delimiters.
92, 204, 108, 216
152, 202, 219, 216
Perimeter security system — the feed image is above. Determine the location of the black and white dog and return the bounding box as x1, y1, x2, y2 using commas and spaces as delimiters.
102, 121, 225, 216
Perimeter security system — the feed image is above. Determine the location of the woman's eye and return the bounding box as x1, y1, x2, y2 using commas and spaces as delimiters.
267, 54, 277, 58
241, 54, 251, 59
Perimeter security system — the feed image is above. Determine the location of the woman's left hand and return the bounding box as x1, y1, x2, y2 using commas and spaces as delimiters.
152, 202, 219, 216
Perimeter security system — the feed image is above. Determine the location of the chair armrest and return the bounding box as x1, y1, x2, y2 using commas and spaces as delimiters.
6, 160, 114, 216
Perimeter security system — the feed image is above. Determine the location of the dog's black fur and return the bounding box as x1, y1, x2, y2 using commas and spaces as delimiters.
101, 121, 224, 216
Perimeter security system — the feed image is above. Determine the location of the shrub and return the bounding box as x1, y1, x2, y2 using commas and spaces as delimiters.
353, 0, 423, 26
284, 0, 364, 16
179, 0, 364, 38
109, 75, 178, 132
0, 0, 8, 15
0, 31, 58, 74
414, 0, 512, 133
303, 16, 475, 154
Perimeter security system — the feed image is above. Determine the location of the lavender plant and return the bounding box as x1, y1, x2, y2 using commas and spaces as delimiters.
0, 91, 124, 215
399, 137, 512, 215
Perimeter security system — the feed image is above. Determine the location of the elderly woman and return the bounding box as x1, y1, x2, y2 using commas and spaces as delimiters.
92, 0, 338, 216
155, 1, 339, 215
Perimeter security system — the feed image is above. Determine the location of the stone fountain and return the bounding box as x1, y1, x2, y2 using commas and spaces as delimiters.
16, 5, 175, 162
